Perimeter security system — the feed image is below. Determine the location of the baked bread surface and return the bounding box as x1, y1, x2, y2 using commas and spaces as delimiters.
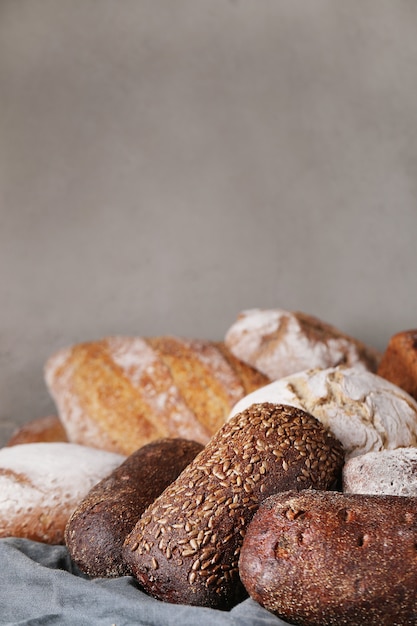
44, 336, 269, 455
343, 447, 417, 496
123, 403, 344, 610
65, 438, 204, 577
239, 489, 417, 626
377, 329, 417, 400
225, 309, 381, 380
0, 442, 125, 544
229, 366, 417, 459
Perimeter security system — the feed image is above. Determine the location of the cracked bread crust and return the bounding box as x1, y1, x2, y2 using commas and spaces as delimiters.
225, 309, 381, 380
229, 366, 417, 459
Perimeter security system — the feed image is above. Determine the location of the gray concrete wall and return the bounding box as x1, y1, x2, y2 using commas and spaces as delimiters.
2, 0, 417, 444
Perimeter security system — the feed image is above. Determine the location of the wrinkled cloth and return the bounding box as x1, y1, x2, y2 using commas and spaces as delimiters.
0, 538, 289, 626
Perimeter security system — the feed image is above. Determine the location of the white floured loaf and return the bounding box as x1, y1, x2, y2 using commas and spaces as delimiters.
229, 366, 417, 459
225, 309, 381, 380
343, 447, 417, 496
0, 442, 125, 544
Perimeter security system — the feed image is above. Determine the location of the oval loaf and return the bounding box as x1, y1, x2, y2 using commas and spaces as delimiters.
44, 336, 269, 454
239, 490, 417, 626
65, 438, 204, 577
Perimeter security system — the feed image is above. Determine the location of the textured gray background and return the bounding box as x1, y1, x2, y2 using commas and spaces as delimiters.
2, 0, 417, 445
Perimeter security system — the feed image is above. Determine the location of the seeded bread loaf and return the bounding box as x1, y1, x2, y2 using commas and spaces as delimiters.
0, 442, 125, 544
6, 415, 68, 446
239, 490, 417, 626
65, 438, 204, 578
225, 309, 381, 380
44, 336, 269, 455
123, 403, 344, 610
377, 329, 417, 401
343, 447, 417, 496
229, 366, 417, 459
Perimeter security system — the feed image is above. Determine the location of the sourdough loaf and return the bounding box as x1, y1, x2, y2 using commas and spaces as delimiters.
343, 447, 417, 496
377, 329, 417, 400
65, 438, 204, 578
0, 442, 125, 544
44, 336, 269, 455
229, 366, 417, 459
239, 490, 417, 626
123, 403, 344, 610
225, 309, 381, 379
6, 415, 68, 446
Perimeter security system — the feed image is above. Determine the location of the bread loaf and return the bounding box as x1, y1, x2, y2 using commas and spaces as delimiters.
225, 309, 381, 379
65, 438, 204, 578
123, 403, 344, 610
6, 415, 68, 446
0, 443, 125, 544
377, 329, 417, 400
239, 490, 417, 626
343, 447, 417, 496
229, 366, 417, 459
44, 336, 269, 455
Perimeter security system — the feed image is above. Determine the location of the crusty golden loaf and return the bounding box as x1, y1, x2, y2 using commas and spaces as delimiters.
44, 336, 269, 455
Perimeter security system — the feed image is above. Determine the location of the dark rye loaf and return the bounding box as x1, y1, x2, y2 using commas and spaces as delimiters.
239, 490, 417, 626
65, 438, 204, 577
123, 403, 344, 610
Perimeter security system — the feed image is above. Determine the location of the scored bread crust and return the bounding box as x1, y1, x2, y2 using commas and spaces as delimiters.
44, 336, 269, 455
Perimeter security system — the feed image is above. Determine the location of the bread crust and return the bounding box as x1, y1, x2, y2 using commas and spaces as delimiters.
44, 336, 269, 455
6, 415, 68, 446
225, 309, 381, 380
378, 329, 417, 400
65, 438, 204, 577
0, 443, 125, 544
240, 490, 417, 626
123, 403, 344, 610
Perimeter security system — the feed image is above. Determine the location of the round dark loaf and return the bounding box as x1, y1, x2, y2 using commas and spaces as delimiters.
239, 489, 417, 626
122, 403, 344, 610
65, 438, 204, 577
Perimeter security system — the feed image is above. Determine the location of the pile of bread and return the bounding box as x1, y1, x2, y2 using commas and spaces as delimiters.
2, 309, 417, 625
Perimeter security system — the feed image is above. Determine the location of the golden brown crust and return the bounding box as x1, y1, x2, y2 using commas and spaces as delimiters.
240, 490, 417, 626
6, 415, 68, 446
377, 329, 417, 401
45, 336, 270, 455
123, 403, 344, 610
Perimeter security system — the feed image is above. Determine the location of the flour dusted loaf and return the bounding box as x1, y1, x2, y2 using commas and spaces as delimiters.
44, 336, 269, 455
0, 442, 125, 544
229, 366, 417, 459
6, 415, 68, 446
343, 447, 417, 496
65, 438, 204, 578
239, 490, 417, 626
123, 403, 344, 610
225, 309, 381, 380
378, 329, 417, 400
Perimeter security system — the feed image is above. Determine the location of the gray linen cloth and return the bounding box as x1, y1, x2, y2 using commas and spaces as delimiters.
0, 537, 290, 626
